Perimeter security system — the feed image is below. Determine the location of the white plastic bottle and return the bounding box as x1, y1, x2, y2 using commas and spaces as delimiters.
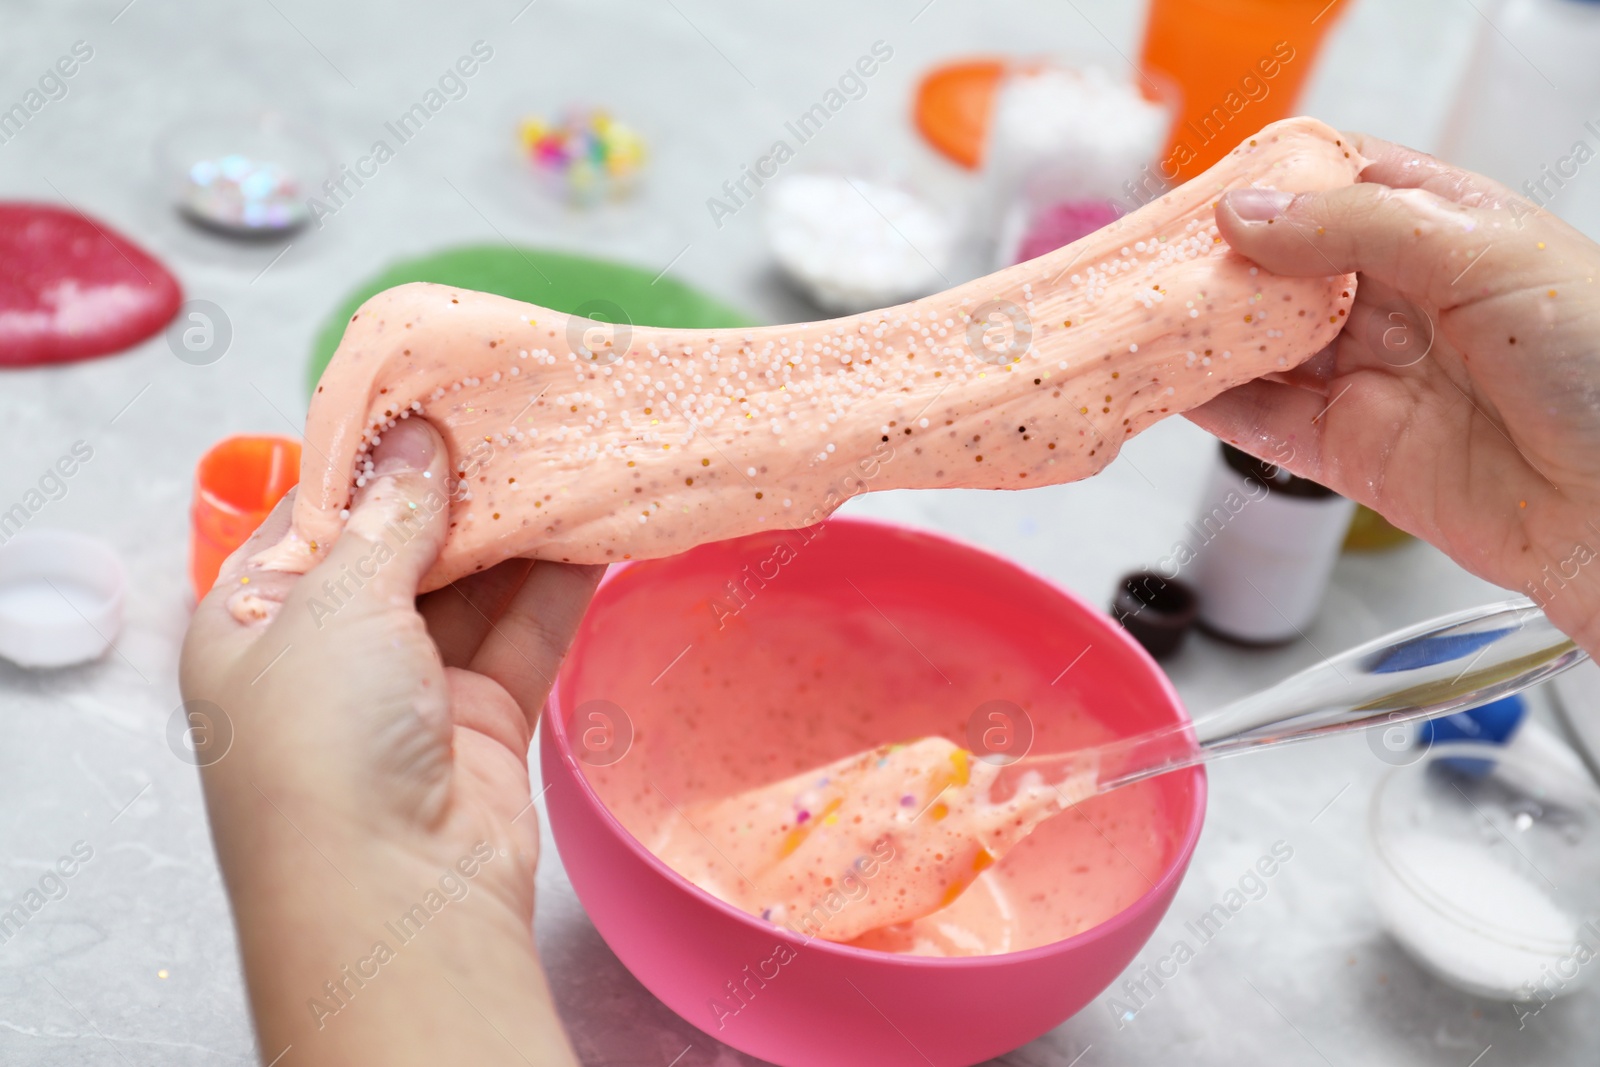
1434, 0, 1600, 239
1189, 444, 1356, 645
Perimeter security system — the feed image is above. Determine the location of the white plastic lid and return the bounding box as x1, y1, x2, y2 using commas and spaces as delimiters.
0, 529, 126, 669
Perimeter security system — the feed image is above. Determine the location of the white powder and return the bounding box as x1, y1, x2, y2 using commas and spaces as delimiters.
0, 577, 102, 623
1371, 832, 1581, 1000
763, 175, 954, 314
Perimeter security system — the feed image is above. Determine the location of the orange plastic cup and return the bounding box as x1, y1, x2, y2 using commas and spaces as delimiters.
190, 435, 301, 600
1139, 0, 1350, 182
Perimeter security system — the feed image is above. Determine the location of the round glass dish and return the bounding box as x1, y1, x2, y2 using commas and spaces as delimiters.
1368, 739, 1600, 1002
156, 111, 332, 236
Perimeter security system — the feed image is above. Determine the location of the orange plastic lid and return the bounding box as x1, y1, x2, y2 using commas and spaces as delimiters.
914, 59, 1006, 169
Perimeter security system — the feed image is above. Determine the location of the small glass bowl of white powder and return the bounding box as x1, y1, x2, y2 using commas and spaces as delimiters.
1368, 739, 1600, 1003
762, 173, 956, 315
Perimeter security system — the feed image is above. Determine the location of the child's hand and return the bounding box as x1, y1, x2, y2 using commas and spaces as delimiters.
181, 417, 599, 1066
1192, 133, 1600, 657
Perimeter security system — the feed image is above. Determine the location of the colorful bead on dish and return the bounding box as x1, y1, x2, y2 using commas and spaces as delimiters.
518, 108, 646, 205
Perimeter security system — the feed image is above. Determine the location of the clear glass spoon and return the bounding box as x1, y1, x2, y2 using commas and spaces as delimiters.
1065, 596, 1586, 796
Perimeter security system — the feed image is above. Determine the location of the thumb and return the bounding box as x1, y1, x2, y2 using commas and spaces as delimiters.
1217, 183, 1499, 310
281, 416, 452, 624
207, 418, 457, 827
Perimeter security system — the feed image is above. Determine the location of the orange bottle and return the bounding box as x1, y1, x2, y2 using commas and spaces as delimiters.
1138, 0, 1350, 184
189, 435, 301, 600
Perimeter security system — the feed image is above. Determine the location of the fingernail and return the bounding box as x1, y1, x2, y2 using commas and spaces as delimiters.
1228, 189, 1295, 222
371, 418, 435, 476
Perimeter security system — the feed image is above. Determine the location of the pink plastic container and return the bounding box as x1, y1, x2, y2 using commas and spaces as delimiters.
541, 518, 1205, 1066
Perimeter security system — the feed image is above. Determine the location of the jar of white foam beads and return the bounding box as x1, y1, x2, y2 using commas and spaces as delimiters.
975, 62, 1176, 270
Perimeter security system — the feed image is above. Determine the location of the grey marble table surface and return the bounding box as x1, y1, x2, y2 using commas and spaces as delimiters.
2, 0, 1595, 1063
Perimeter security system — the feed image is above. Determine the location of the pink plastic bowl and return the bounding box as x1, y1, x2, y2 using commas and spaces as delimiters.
540, 517, 1205, 1066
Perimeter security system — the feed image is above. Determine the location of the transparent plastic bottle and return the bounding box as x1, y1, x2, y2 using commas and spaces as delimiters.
1435, 0, 1600, 238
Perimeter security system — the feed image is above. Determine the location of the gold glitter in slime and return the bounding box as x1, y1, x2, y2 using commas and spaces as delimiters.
249, 117, 1364, 598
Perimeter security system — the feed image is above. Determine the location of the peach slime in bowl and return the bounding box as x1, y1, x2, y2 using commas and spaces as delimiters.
540, 518, 1205, 1066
